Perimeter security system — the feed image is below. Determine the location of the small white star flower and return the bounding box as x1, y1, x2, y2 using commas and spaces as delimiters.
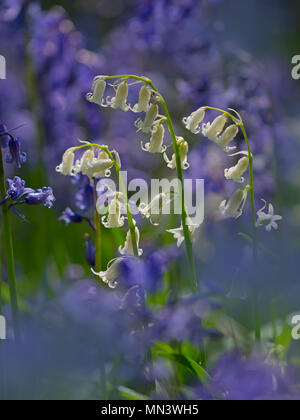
167, 218, 199, 248
56, 147, 76, 176
224, 156, 249, 183
106, 81, 130, 111
163, 137, 189, 170
257, 200, 282, 231
141, 123, 166, 153
134, 103, 159, 133
91, 257, 124, 289
86, 76, 107, 106
182, 107, 206, 134
215, 124, 239, 151
132, 85, 151, 113
119, 222, 143, 257
202, 114, 227, 142
101, 194, 125, 228
220, 187, 248, 219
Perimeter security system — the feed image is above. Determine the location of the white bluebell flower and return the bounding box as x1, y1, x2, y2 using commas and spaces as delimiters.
163, 137, 189, 170
224, 156, 249, 183
182, 107, 206, 134
86, 76, 107, 106
119, 222, 143, 257
56, 147, 76, 176
216, 124, 239, 151
167, 218, 199, 248
132, 85, 151, 113
220, 187, 248, 219
134, 103, 159, 133
106, 81, 130, 111
91, 257, 125, 289
202, 114, 227, 142
101, 194, 125, 228
141, 123, 166, 153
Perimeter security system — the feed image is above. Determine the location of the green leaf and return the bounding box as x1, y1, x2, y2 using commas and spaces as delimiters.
118, 386, 149, 401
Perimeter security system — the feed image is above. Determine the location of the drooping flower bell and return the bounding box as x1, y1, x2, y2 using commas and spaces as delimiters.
167, 218, 199, 248
106, 81, 130, 111
256, 200, 282, 231
141, 123, 166, 153
101, 194, 125, 228
139, 192, 172, 225
25, 187, 56, 209
132, 85, 151, 113
6, 176, 34, 201
6, 136, 26, 169
164, 137, 189, 170
182, 107, 206, 134
86, 76, 107, 106
59, 207, 83, 225
76, 148, 114, 180
91, 257, 125, 288
56, 147, 76, 176
119, 222, 143, 257
202, 114, 227, 142
0, 122, 10, 148
215, 124, 239, 151
220, 187, 248, 219
224, 156, 249, 183
134, 103, 159, 133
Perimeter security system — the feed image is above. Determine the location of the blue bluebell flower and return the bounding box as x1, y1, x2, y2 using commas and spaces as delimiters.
59, 207, 83, 225
6, 176, 34, 200
25, 187, 55, 208
0, 122, 10, 148
6, 136, 26, 168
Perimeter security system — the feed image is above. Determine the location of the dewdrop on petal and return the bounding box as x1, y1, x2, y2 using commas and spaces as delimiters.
86, 76, 106, 106
101, 194, 125, 228
220, 187, 248, 219
182, 107, 206, 134
119, 222, 143, 257
256, 200, 282, 231
163, 137, 189, 170
56, 147, 76, 176
91, 257, 124, 289
132, 85, 151, 113
134, 103, 159, 133
202, 114, 227, 142
141, 123, 166, 153
216, 124, 239, 151
224, 156, 249, 183
106, 81, 130, 111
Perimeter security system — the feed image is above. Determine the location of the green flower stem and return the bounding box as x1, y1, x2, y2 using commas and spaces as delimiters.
205, 107, 260, 340
0, 148, 20, 341
103, 75, 197, 289
94, 182, 102, 272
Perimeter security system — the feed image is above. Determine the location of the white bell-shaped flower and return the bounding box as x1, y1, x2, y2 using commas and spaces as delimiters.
220, 187, 248, 219
76, 148, 113, 180
134, 103, 159, 133
167, 218, 199, 248
224, 156, 249, 183
132, 85, 151, 113
202, 115, 227, 142
75, 148, 95, 175
141, 123, 166, 153
101, 194, 125, 228
86, 76, 106, 106
256, 200, 282, 231
216, 124, 239, 151
91, 257, 124, 289
56, 147, 76, 176
106, 81, 130, 111
164, 137, 189, 170
119, 222, 143, 257
182, 107, 206, 134
139, 192, 172, 225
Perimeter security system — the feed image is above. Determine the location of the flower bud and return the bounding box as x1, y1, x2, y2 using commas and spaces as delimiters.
182, 107, 206, 134
224, 156, 249, 183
